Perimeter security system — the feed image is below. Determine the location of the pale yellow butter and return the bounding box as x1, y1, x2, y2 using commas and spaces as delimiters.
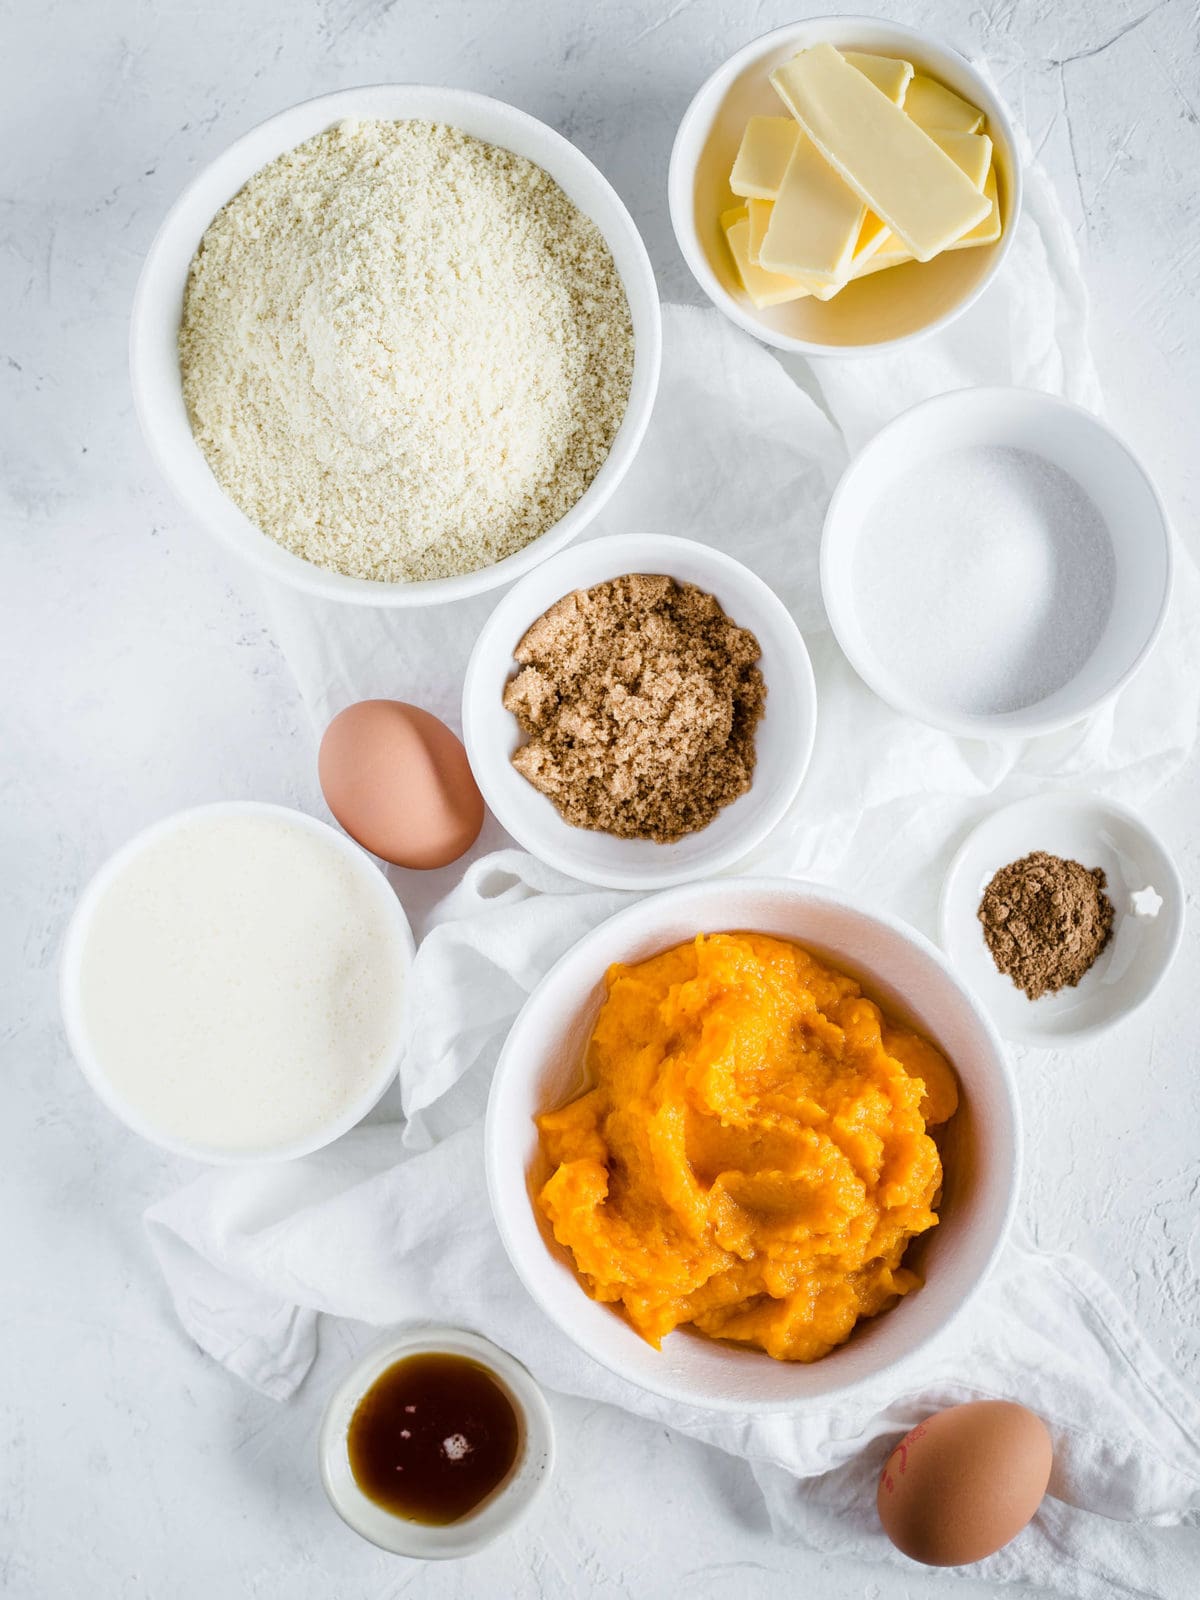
744, 199, 842, 298
722, 205, 812, 308
931, 129, 993, 191
857, 136, 998, 275
770, 43, 991, 261
746, 198, 773, 265
759, 133, 865, 283
853, 210, 891, 266
945, 167, 1002, 249
843, 50, 914, 104
851, 230, 915, 279
729, 116, 800, 200
903, 74, 985, 134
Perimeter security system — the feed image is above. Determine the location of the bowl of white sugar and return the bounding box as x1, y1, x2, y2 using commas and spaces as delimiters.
60, 803, 414, 1163
821, 388, 1172, 739
131, 86, 661, 606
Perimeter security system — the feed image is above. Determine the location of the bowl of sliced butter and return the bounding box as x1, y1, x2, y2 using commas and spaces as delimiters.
669, 19, 1021, 355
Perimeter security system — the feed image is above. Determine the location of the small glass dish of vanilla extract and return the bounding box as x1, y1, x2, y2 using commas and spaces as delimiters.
318, 1327, 555, 1558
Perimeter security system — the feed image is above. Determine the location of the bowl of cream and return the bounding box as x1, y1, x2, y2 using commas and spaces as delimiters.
59, 803, 413, 1163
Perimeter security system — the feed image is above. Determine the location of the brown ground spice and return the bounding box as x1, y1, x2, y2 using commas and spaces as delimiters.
502, 574, 765, 843
977, 849, 1115, 1001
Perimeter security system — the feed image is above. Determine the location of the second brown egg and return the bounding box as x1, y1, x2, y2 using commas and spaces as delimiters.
876, 1399, 1052, 1567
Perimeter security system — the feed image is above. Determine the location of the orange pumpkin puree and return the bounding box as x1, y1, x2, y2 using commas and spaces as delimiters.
536, 932, 958, 1362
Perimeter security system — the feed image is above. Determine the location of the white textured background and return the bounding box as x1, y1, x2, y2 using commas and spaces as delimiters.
4, 1, 1199, 1595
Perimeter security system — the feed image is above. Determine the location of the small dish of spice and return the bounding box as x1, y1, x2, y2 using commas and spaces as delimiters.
318, 1326, 554, 1559
939, 793, 1184, 1046
463, 534, 818, 890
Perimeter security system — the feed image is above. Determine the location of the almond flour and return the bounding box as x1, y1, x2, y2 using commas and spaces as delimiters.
178, 119, 634, 583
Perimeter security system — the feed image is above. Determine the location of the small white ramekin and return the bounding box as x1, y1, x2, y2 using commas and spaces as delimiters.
669, 17, 1021, 357
940, 792, 1185, 1046
486, 877, 1020, 1411
820, 387, 1173, 739
318, 1326, 555, 1559
131, 85, 661, 606
461, 534, 818, 891
59, 801, 414, 1164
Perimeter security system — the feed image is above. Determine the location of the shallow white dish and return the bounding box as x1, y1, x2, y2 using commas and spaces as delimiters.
822, 387, 1173, 738
940, 793, 1184, 1045
669, 18, 1020, 357
59, 802, 414, 1164
130, 84, 661, 606
462, 534, 818, 890
318, 1325, 554, 1559
486, 877, 1019, 1411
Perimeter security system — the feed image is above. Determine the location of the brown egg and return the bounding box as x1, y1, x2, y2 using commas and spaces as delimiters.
318, 700, 484, 870
876, 1401, 1052, 1567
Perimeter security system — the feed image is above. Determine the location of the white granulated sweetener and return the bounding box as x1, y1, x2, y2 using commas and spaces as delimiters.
854, 445, 1115, 717
179, 119, 634, 582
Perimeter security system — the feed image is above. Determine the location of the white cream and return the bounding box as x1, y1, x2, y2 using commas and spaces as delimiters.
75, 811, 405, 1153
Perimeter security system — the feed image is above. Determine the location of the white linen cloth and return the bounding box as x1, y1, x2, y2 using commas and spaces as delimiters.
146, 134, 1200, 1597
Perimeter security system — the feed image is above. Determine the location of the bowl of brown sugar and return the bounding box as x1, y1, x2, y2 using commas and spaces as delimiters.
462, 534, 817, 889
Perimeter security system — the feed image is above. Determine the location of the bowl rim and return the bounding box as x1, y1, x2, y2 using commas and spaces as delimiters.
130, 82, 662, 607
667, 15, 1024, 359
58, 800, 415, 1164
484, 874, 1021, 1411
460, 533, 819, 890
819, 384, 1176, 738
317, 1324, 556, 1558
938, 790, 1187, 1045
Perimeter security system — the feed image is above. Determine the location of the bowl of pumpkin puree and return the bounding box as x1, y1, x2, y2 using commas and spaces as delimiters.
485, 879, 1019, 1411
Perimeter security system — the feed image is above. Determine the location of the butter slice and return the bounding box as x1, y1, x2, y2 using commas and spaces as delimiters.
771, 43, 991, 261
759, 133, 865, 283
945, 167, 1002, 249
745, 198, 842, 299
722, 206, 811, 308
858, 135, 998, 274
746, 198, 773, 265
851, 230, 915, 279
903, 74, 985, 134
853, 210, 891, 266
931, 129, 993, 191
843, 50, 914, 104
729, 116, 800, 199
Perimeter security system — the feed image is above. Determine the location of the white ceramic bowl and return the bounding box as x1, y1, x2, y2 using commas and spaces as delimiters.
318, 1326, 555, 1559
59, 802, 414, 1164
821, 387, 1173, 738
462, 534, 818, 890
940, 793, 1185, 1045
130, 85, 662, 606
669, 18, 1021, 356
486, 878, 1019, 1411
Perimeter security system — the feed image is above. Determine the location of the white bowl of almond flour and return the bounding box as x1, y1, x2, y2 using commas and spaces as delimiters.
131, 86, 661, 604
821, 388, 1173, 739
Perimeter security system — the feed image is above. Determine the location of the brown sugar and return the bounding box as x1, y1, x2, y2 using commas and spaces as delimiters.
977, 849, 1115, 1001
502, 574, 766, 843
